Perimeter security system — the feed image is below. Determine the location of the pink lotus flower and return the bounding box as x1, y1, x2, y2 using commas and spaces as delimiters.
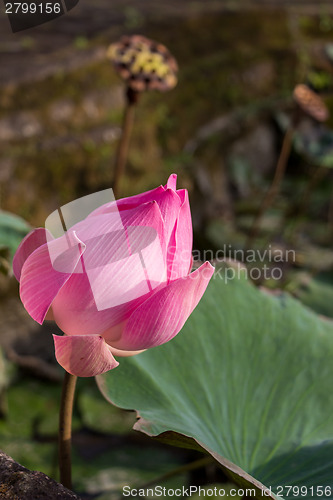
13, 175, 214, 377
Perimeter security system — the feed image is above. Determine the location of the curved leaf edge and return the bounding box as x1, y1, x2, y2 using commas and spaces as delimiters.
96, 375, 277, 500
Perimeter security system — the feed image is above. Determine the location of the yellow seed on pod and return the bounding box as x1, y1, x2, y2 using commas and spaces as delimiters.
107, 34, 178, 92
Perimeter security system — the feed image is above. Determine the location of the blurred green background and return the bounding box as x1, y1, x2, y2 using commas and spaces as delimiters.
0, 0, 333, 497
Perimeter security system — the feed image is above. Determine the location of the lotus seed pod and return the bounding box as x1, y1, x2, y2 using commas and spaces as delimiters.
107, 35, 178, 93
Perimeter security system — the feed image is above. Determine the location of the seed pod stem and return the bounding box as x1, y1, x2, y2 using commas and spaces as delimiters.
112, 87, 138, 198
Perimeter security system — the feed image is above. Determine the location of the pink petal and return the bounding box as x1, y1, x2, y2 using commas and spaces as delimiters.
52, 202, 166, 340
87, 186, 166, 217
153, 188, 182, 246
167, 189, 193, 281
51, 202, 168, 336
108, 346, 145, 357
51, 271, 149, 338
13, 228, 51, 281
53, 334, 118, 377
85, 182, 182, 246
165, 173, 177, 191
73, 201, 167, 264
86, 180, 182, 253
176, 188, 187, 205
87, 189, 180, 248
111, 261, 215, 351
20, 232, 86, 324
117, 186, 166, 211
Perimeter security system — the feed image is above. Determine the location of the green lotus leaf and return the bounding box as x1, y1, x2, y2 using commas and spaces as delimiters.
97, 273, 333, 499
287, 272, 333, 319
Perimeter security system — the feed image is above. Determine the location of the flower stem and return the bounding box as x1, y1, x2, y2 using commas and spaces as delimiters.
328, 184, 333, 238
285, 165, 328, 244
112, 87, 139, 198
58, 371, 77, 490
246, 125, 294, 250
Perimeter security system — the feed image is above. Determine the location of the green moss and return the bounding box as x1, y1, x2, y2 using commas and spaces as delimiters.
0, 7, 327, 226
0, 60, 119, 116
